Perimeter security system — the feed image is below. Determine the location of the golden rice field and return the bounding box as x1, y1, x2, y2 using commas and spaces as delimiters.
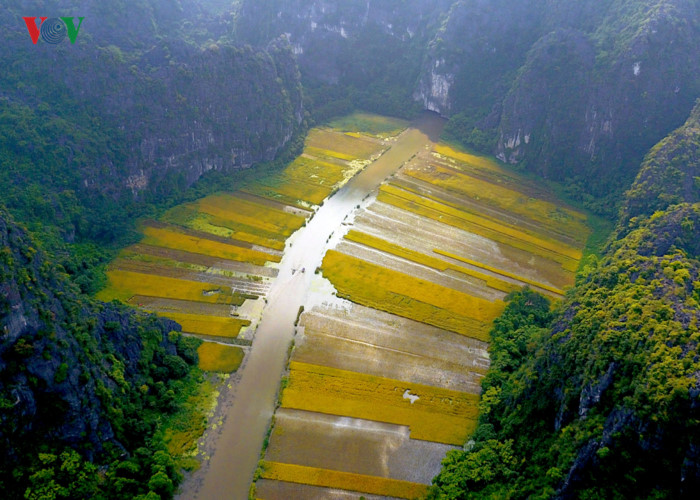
430, 145, 590, 244
197, 342, 245, 372
155, 312, 249, 338
96, 270, 244, 305
321, 250, 503, 341
258, 462, 429, 499
306, 128, 384, 159
281, 362, 479, 445
433, 249, 564, 295
344, 229, 523, 295
377, 184, 580, 272
140, 225, 280, 266
162, 206, 287, 251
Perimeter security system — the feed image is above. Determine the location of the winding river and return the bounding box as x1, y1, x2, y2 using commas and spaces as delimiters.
182, 113, 445, 500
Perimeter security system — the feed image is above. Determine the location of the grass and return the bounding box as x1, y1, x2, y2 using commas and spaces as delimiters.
327, 112, 409, 138
140, 225, 280, 266
197, 342, 245, 372
322, 250, 503, 341
156, 312, 250, 338
156, 372, 220, 465
96, 270, 244, 305
259, 461, 429, 499
280, 362, 479, 445
378, 184, 581, 272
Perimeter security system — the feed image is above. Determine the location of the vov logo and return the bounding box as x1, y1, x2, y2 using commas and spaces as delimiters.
23, 17, 84, 45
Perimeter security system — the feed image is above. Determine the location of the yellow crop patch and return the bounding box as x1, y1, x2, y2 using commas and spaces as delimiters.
281, 362, 479, 445
96, 270, 243, 305
433, 144, 507, 174
406, 163, 588, 242
305, 146, 356, 162
140, 225, 279, 266
163, 206, 287, 251
197, 342, 244, 372
259, 461, 429, 499
306, 128, 383, 159
378, 184, 580, 271
193, 194, 305, 238
156, 312, 249, 338
321, 250, 503, 341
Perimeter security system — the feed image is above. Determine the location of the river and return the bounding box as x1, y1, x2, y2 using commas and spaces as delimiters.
181, 112, 445, 500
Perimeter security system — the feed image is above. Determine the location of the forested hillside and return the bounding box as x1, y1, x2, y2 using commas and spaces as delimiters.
0, 208, 205, 499
1, 0, 304, 260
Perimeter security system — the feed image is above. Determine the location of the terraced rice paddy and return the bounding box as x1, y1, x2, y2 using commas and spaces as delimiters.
256, 125, 591, 499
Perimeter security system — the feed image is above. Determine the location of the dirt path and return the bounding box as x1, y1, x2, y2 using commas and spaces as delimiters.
178, 113, 445, 500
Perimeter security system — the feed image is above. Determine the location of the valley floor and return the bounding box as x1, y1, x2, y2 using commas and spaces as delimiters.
98, 112, 591, 499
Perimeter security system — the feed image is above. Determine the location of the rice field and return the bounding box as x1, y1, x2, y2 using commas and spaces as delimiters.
344, 229, 522, 295
155, 312, 249, 338
321, 250, 503, 341
96, 270, 245, 305
140, 224, 280, 266
259, 461, 429, 499
430, 145, 590, 243
280, 362, 479, 445
327, 112, 409, 139
378, 184, 581, 269
306, 128, 384, 159
197, 342, 245, 372
264, 408, 456, 483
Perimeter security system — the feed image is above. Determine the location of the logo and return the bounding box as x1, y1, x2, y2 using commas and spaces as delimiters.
23, 17, 84, 45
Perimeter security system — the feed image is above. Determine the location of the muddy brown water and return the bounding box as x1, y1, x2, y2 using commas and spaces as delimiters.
180, 113, 445, 500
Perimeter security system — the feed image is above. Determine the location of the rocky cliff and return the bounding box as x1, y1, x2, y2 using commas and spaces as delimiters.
237, 0, 700, 206
0, 207, 202, 498
1, 0, 303, 242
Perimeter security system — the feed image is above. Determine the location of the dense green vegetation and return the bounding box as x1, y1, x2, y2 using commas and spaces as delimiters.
0, 1, 306, 293
430, 203, 700, 498
0, 208, 211, 499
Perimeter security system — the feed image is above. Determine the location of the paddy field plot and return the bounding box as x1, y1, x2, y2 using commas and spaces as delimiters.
197, 342, 245, 372
255, 480, 400, 500
258, 462, 429, 499
321, 249, 503, 341
280, 361, 479, 445
265, 409, 454, 483
295, 304, 489, 394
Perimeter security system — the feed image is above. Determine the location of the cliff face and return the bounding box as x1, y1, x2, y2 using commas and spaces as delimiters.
0, 0, 303, 240
0, 207, 200, 497
238, 0, 700, 201
622, 99, 700, 226
495, 0, 700, 191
